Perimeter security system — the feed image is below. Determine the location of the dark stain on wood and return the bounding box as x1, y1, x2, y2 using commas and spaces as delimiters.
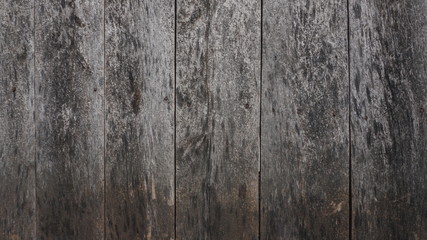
128, 69, 141, 114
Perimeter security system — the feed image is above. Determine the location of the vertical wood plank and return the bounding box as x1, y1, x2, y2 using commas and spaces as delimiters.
350, 0, 427, 239
0, 0, 35, 239
261, 0, 349, 239
35, 0, 104, 238
105, 0, 175, 239
176, 0, 260, 239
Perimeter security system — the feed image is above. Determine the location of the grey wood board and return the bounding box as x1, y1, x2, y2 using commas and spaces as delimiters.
0, 0, 35, 239
105, 0, 175, 239
176, 0, 261, 239
350, 0, 427, 239
261, 0, 350, 239
35, 0, 104, 238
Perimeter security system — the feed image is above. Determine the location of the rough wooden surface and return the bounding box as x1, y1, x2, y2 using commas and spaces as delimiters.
35, 0, 104, 238
3, 0, 427, 239
261, 0, 349, 239
176, 0, 260, 239
0, 0, 35, 239
105, 0, 175, 239
350, 0, 427, 239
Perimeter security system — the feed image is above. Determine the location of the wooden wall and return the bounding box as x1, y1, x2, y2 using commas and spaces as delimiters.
1, 0, 426, 239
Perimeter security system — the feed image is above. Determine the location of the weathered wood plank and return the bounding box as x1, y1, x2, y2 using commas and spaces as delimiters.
261, 0, 349, 239
350, 1, 427, 239
105, 0, 175, 239
176, 0, 260, 239
0, 0, 35, 239
35, 0, 104, 238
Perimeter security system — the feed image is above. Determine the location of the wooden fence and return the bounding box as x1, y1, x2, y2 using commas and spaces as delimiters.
1, 0, 426, 239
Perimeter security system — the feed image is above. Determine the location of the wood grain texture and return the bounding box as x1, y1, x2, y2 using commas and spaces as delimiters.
105, 0, 175, 239
350, 1, 427, 239
0, 0, 35, 239
35, 0, 104, 238
176, 0, 260, 239
261, 0, 349, 239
